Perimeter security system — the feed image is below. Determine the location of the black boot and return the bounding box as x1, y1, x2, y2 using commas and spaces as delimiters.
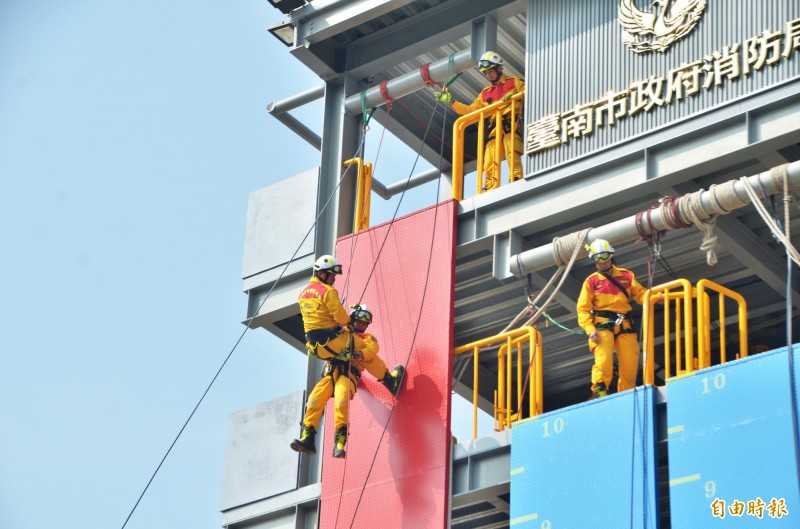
332, 426, 347, 458
290, 423, 317, 455
380, 364, 406, 397
592, 382, 608, 399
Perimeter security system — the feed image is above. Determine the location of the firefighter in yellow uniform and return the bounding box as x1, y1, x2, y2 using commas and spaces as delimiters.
434, 51, 525, 191
291, 255, 405, 458
576, 240, 648, 399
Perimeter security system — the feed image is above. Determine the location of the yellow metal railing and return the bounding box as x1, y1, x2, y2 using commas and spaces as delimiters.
343, 157, 372, 233
643, 279, 748, 385
697, 279, 748, 368
451, 93, 524, 201
453, 326, 543, 439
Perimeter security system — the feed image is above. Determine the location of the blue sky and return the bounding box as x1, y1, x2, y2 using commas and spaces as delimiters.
0, 2, 479, 528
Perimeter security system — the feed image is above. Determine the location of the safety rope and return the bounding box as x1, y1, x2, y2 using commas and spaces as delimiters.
778, 163, 800, 506
627, 386, 651, 529
332, 102, 398, 529
739, 163, 800, 500
738, 166, 800, 266
502, 229, 590, 334
119, 134, 369, 529
500, 229, 590, 418
515, 271, 583, 335
635, 204, 664, 288
522, 228, 591, 328
346, 94, 449, 529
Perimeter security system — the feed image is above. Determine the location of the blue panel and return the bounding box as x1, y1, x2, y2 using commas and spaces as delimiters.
667, 346, 800, 526
511, 386, 659, 528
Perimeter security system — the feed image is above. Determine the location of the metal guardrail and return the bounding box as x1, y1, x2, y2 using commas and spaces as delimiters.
453, 326, 542, 439
643, 279, 748, 384
451, 93, 524, 201
696, 279, 748, 368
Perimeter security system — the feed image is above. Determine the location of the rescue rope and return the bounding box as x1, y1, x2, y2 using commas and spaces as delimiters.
502, 229, 590, 333
522, 228, 591, 329
119, 135, 369, 529
346, 96, 449, 529
776, 164, 800, 501
333, 105, 398, 529
515, 272, 583, 335
738, 165, 800, 266
628, 386, 652, 529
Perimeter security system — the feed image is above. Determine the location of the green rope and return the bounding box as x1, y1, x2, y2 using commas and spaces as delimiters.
532, 304, 584, 335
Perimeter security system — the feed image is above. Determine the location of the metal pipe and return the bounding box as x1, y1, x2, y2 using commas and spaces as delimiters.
368, 167, 441, 200
270, 112, 322, 151
266, 85, 326, 151
510, 161, 800, 276
343, 49, 474, 115
267, 85, 325, 114
381, 167, 441, 197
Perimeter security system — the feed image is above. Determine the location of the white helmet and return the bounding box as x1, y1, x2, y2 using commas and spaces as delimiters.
349, 304, 373, 324
477, 51, 504, 72
587, 239, 615, 262
313, 254, 342, 274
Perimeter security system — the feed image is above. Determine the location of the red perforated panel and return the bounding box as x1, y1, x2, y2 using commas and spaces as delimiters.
319, 200, 457, 529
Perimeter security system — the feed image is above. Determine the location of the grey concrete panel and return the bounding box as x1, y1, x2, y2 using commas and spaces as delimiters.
220, 392, 305, 511
242, 170, 318, 282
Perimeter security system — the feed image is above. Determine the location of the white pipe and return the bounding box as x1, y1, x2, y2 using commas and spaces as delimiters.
343, 50, 474, 115
510, 161, 800, 276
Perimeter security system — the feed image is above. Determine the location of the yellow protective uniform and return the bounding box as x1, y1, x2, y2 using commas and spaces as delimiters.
451, 74, 525, 191
298, 277, 352, 359
301, 332, 385, 432
576, 265, 648, 393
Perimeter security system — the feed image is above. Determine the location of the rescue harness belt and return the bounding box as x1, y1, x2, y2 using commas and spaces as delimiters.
591, 310, 636, 336
324, 358, 362, 383
305, 325, 344, 358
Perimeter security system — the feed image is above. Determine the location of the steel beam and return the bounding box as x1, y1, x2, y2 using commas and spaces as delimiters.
294, 0, 419, 45
346, 0, 521, 79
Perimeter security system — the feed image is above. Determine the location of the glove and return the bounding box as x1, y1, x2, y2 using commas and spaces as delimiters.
434, 90, 453, 104
501, 91, 515, 102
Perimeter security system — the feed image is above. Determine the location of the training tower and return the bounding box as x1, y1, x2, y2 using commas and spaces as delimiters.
222, 1, 800, 527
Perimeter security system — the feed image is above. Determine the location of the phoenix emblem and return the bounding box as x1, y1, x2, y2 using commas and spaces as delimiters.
618, 0, 707, 53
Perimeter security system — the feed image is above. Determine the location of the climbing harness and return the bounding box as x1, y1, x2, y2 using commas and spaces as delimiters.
305, 325, 346, 359
591, 310, 637, 338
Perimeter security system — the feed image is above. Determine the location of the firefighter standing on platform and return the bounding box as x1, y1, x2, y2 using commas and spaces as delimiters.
433, 51, 525, 191
290, 255, 405, 458
576, 240, 648, 399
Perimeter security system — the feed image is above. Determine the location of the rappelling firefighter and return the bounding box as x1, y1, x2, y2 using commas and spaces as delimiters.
433, 50, 525, 191
576, 239, 649, 399
290, 255, 405, 457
